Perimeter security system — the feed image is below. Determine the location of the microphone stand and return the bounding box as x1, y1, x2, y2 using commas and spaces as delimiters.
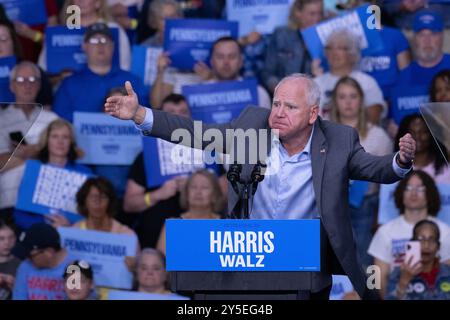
227, 163, 265, 219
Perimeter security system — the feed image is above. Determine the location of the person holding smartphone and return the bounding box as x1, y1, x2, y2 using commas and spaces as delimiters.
386, 220, 450, 300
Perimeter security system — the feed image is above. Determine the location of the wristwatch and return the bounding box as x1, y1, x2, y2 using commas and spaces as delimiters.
396, 153, 413, 168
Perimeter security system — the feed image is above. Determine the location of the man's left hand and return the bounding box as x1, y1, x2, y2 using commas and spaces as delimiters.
398, 133, 416, 167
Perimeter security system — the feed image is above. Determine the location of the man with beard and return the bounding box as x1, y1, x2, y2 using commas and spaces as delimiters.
396, 9, 450, 89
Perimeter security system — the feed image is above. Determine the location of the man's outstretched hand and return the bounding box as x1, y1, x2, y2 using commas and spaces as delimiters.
104, 81, 146, 124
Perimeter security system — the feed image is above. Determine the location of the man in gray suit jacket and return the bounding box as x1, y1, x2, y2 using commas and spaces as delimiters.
105, 74, 416, 299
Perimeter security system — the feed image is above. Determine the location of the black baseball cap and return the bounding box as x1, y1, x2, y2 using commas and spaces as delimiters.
63, 260, 94, 280
84, 22, 113, 42
12, 223, 61, 259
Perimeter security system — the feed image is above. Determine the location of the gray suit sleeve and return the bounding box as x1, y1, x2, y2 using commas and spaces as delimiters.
347, 128, 400, 184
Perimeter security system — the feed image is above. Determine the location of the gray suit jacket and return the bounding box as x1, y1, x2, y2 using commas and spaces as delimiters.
146, 106, 402, 299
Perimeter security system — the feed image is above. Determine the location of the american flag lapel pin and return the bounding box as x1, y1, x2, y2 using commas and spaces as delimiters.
320, 148, 326, 154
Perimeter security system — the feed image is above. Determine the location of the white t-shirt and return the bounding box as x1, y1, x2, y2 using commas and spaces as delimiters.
0, 164, 25, 209
368, 215, 450, 270
416, 162, 450, 184
314, 70, 386, 117
360, 124, 393, 156
0, 105, 58, 154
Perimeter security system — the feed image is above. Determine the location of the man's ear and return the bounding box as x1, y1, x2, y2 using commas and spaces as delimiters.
309, 105, 319, 124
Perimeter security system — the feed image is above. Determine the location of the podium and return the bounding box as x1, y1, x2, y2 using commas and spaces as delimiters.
171, 271, 313, 300
166, 219, 321, 300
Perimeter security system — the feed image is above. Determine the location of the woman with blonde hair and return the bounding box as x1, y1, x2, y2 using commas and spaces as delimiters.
12, 119, 92, 230
156, 169, 225, 255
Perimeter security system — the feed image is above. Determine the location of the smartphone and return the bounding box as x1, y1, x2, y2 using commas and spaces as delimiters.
404, 241, 421, 266
9, 131, 27, 145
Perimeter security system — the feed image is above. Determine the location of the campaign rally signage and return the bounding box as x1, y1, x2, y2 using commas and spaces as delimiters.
163, 19, 239, 70
301, 4, 383, 60
58, 227, 137, 289
330, 275, 354, 300
143, 137, 218, 188
226, 0, 294, 37
107, 290, 189, 300
0, 56, 16, 102
182, 79, 258, 124
166, 219, 320, 271
389, 85, 429, 125
378, 182, 450, 225
73, 112, 142, 165
1, 0, 47, 25
15, 160, 91, 223
130, 45, 163, 87
45, 26, 120, 74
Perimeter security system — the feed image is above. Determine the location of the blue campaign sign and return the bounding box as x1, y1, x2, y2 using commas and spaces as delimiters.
349, 180, 369, 208
301, 4, 384, 60
1, 0, 47, 25
58, 227, 138, 289
378, 183, 450, 225
130, 45, 163, 87
389, 85, 429, 125
182, 79, 258, 124
226, 0, 293, 37
15, 160, 92, 224
166, 219, 321, 271
107, 290, 189, 300
45, 26, 120, 74
163, 19, 239, 70
73, 112, 142, 165
142, 137, 218, 188
0, 56, 16, 102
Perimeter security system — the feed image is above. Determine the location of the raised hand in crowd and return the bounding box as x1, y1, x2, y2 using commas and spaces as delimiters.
45, 212, 71, 228
194, 61, 213, 81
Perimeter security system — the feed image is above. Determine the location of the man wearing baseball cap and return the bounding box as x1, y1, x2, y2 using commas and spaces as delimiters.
52, 22, 149, 123
11, 223, 74, 300
396, 9, 450, 88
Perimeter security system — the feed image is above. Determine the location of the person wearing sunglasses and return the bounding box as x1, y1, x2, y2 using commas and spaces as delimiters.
52, 22, 148, 123
386, 220, 450, 300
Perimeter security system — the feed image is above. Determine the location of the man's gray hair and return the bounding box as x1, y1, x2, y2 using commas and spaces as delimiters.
325, 28, 361, 67
274, 73, 321, 107
9, 61, 41, 82
148, 0, 182, 28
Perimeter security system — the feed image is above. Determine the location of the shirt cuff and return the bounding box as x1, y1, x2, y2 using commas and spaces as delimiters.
134, 107, 154, 134
392, 151, 412, 178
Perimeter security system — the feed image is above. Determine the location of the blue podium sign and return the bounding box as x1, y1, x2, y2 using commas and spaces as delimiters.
166, 219, 320, 271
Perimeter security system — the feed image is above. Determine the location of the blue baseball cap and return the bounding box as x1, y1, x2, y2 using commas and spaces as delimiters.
413, 10, 444, 33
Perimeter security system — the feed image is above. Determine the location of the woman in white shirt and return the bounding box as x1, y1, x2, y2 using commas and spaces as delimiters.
368, 170, 450, 298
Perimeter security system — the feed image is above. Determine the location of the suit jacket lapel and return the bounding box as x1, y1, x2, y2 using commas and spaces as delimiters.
311, 118, 327, 217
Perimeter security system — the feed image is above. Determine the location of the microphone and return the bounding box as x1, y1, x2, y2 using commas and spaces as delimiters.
227, 163, 242, 195
250, 162, 266, 196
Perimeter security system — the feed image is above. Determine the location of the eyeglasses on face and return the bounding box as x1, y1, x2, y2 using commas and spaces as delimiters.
14, 76, 40, 84
87, 37, 110, 45
405, 185, 426, 193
